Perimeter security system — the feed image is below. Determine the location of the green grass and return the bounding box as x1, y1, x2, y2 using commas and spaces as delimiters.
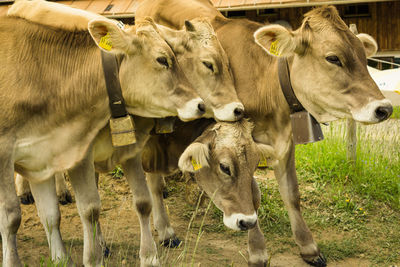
295, 119, 400, 210
241, 119, 400, 265
391, 106, 400, 119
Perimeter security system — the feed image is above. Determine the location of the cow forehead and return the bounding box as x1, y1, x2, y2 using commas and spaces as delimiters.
302, 8, 366, 61
304, 6, 348, 33
135, 26, 175, 56
211, 121, 255, 153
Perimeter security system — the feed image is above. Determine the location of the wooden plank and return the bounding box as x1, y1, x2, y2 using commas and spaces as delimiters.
125, 0, 139, 14
69, 0, 92, 10
86, 0, 110, 14
103, 0, 133, 15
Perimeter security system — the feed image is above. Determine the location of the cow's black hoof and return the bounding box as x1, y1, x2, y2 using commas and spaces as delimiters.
160, 237, 182, 248
302, 253, 327, 267
162, 190, 169, 199
248, 260, 268, 267
58, 190, 73, 205
20, 193, 35, 205
103, 246, 111, 258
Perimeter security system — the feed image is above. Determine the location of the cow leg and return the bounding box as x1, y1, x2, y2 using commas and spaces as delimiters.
68, 150, 106, 267
122, 157, 160, 267
55, 173, 72, 205
0, 144, 22, 267
15, 173, 35, 205
29, 176, 73, 266
274, 142, 326, 267
146, 173, 180, 248
248, 221, 268, 267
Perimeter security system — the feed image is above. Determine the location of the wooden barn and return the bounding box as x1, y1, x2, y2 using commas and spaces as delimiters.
0, 0, 399, 68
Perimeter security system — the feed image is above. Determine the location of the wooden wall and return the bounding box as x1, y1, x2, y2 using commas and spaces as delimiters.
233, 2, 400, 52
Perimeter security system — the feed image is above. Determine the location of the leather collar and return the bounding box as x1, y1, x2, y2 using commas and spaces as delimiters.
277, 57, 305, 114
100, 51, 128, 119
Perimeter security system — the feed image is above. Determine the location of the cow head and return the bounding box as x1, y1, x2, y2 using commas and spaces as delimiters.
89, 17, 205, 121
254, 6, 392, 124
157, 18, 244, 122
178, 120, 274, 231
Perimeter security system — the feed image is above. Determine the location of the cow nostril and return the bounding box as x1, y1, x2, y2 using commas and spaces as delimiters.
234, 107, 244, 119
238, 220, 248, 231
375, 106, 393, 121
238, 219, 256, 231
198, 103, 206, 114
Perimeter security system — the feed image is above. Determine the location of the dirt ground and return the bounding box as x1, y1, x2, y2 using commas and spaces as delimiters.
3, 171, 379, 267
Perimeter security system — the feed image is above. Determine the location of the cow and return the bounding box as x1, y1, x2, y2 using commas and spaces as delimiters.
136, 1, 393, 266
142, 118, 273, 266
0, 3, 207, 267
7, 0, 245, 266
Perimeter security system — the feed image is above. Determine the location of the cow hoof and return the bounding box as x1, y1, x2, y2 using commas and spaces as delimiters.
20, 192, 35, 205
302, 253, 327, 267
160, 237, 182, 248
141, 255, 160, 267
248, 261, 268, 267
58, 190, 73, 205
104, 246, 111, 258
162, 190, 169, 199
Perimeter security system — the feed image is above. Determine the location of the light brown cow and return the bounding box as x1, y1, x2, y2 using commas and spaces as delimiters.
9, 0, 245, 266
0, 3, 206, 267
143, 118, 271, 265
136, 1, 393, 266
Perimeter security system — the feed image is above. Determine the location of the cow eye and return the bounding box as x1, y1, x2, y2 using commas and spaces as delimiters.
202, 61, 214, 72
325, 55, 342, 67
219, 163, 231, 176
157, 57, 169, 68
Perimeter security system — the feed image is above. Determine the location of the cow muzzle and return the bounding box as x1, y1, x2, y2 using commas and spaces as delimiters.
213, 102, 245, 122
223, 212, 257, 231
177, 98, 206, 121
352, 99, 393, 123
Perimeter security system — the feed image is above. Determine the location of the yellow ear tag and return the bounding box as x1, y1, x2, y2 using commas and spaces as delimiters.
269, 40, 280, 56
258, 155, 268, 168
191, 158, 202, 171
395, 90, 400, 95
99, 33, 112, 51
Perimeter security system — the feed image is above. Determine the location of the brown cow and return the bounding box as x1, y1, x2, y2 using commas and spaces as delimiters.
136, 1, 393, 266
0, 3, 206, 267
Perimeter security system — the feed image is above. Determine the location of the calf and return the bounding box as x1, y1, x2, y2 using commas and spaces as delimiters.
143, 118, 272, 266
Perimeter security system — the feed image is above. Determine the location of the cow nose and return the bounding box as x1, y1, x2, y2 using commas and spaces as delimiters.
234, 107, 244, 119
198, 102, 206, 114
238, 219, 256, 231
375, 105, 392, 121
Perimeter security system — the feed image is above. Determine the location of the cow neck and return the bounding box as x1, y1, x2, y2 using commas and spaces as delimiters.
100, 51, 128, 119
277, 57, 305, 114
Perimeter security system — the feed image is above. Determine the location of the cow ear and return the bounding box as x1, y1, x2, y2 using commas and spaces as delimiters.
254, 24, 305, 57
88, 19, 140, 54
357, 33, 378, 58
178, 142, 210, 173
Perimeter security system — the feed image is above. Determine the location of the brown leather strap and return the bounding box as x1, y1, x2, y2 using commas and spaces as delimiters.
278, 57, 305, 114
101, 51, 128, 119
